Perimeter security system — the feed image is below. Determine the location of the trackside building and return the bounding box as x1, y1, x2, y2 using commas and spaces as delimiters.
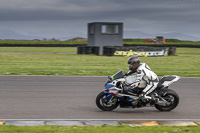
87, 22, 123, 55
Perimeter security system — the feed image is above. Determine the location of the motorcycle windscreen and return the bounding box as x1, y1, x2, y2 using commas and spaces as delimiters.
111, 70, 124, 80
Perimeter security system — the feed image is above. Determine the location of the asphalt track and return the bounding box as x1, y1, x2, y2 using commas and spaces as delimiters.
0, 76, 199, 120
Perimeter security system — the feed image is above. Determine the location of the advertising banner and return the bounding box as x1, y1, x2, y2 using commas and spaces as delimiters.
113, 47, 168, 57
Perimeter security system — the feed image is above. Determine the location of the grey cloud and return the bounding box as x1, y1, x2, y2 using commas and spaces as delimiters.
0, 0, 199, 21
0, 0, 199, 40
0, 1, 123, 22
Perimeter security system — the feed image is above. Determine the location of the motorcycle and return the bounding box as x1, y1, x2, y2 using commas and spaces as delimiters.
96, 70, 180, 111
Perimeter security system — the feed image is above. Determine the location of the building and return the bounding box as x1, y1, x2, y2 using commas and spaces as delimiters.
87, 22, 123, 55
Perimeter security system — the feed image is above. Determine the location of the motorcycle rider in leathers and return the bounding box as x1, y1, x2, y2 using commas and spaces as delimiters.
123, 56, 159, 101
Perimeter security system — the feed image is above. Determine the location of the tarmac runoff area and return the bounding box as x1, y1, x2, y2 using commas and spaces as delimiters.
0, 120, 199, 126
0, 76, 199, 126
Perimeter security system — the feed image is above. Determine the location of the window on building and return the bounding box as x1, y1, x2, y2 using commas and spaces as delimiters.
89, 24, 94, 34
101, 24, 119, 34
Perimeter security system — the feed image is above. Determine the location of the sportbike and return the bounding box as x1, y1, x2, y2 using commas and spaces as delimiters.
96, 70, 180, 111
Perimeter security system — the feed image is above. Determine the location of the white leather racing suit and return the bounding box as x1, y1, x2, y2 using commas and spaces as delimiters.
125, 63, 159, 97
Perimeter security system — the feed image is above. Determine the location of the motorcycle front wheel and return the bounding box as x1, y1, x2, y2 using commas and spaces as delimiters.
96, 92, 119, 111
155, 89, 179, 111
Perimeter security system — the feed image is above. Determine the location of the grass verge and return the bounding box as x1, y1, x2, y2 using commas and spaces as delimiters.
0, 48, 199, 77
1, 39, 200, 45
0, 47, 76, 52
0, 125, 200, 133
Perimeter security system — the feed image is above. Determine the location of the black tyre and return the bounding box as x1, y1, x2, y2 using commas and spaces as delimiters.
96, 92, 119, 111
155, 89, 179, 111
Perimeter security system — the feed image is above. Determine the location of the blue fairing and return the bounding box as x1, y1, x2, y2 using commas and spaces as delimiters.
105, 84, 115, 89
104, 84, 126, 102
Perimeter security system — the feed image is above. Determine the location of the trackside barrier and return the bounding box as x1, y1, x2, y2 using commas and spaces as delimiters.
78, 46, 169, 56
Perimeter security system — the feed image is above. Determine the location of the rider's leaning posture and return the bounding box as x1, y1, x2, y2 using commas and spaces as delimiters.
123, 56, 159, 100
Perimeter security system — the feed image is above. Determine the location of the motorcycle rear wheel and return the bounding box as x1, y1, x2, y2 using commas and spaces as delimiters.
155, 89, 179, 111
96, 92, 119, 111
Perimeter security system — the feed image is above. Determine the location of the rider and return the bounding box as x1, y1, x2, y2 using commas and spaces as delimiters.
123, 56, 159, 101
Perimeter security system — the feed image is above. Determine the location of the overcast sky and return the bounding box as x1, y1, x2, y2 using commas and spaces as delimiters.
0, 0, 200, 40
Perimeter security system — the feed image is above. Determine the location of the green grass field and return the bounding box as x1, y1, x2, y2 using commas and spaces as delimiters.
0, 47, 199, 77
0, 125, 199, 133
